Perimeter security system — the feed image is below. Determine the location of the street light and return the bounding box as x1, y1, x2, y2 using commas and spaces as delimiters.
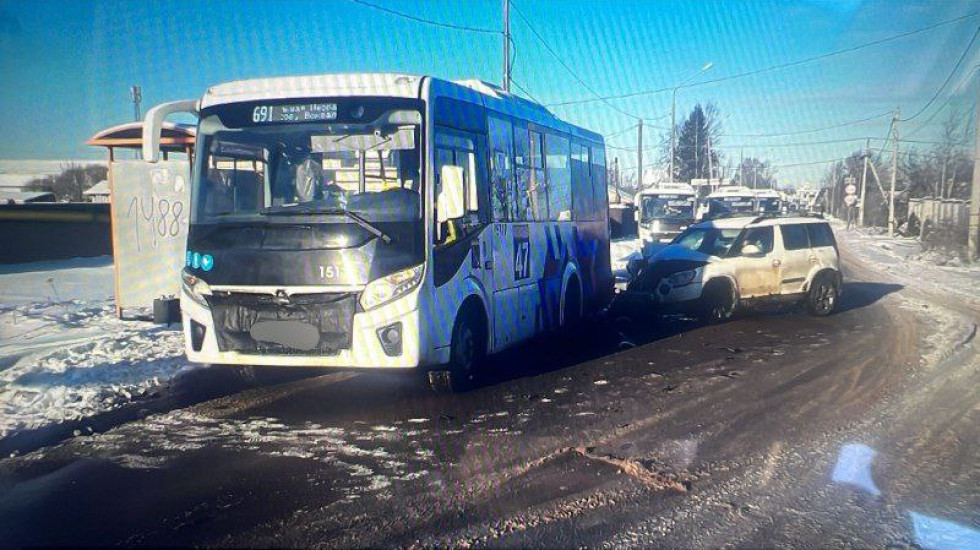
670, 62, 713, 182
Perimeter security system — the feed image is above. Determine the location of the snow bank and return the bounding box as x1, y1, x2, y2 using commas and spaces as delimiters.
0, 257, 195, 439
836, 223, 980, 308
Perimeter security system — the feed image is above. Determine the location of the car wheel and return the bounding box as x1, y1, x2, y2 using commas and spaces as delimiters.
701, 281, 736, 324
807, 273, 840, 316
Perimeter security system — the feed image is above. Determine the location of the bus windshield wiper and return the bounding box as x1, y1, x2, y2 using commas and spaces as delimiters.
334, 208, 392, 244
260, 206, 392, 244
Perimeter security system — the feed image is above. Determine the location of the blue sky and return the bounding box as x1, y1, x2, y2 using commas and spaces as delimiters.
0, 0, 977, 185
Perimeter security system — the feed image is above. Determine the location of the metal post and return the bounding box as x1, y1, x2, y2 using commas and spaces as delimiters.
502, 0, 510, 92
637, 119, 643, 189
131, 85, 142, 122
670, 91, 676, 181
707, 135, 713, 184
859, 138, 870, 227
889, 108, 900, 237
969, 71, 980, 260
614, 157, 621, 204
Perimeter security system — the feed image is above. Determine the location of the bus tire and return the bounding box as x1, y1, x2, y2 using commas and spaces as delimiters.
562, 277, 582, 330
699, 279, 736, 324
437, 301, 487, 393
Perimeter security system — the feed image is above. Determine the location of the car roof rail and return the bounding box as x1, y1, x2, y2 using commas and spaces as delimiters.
747, 212, 826, 225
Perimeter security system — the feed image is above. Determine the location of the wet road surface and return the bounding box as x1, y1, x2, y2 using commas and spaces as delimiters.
0, 246, 978, 548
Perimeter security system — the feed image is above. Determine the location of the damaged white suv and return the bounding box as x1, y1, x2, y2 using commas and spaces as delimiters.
622, 215, 842, 322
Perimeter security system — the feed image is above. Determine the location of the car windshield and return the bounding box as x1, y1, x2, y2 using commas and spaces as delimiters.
640, 194, 695, 222
672, 226, 743, 256
193, 109, 422, 224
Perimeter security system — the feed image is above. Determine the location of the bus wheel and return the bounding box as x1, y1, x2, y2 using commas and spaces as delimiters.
430, 308, 485, 393
562, 279, 582, 330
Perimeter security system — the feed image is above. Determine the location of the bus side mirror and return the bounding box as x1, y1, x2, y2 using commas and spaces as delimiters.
437, 165, 466, 224
142, 99, 200, 163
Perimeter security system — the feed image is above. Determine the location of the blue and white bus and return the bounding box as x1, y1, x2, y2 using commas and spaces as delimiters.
146, 74, 613, 391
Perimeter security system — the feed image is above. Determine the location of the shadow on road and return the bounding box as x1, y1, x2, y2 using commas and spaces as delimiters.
835, 282, 903, 314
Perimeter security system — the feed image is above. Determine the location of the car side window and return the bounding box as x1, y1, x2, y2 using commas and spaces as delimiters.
740, 227, 774, 255
806, 222, 837, 248
780, 224, 810, 251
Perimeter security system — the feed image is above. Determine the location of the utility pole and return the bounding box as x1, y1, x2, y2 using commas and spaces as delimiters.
637, 119, 643, 189
670, 96, 676, 182
613, 158, 621, 204
131, 85, 142, 122
738, 148, 744, 187
969, 69, 980, 260
502, 0, 510, 92
859, 138, 870, 227
889, 107, 900, 237
707, 135, 713, 184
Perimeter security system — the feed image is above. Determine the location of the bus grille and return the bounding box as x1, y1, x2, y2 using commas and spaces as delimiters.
206, 292, 357, 356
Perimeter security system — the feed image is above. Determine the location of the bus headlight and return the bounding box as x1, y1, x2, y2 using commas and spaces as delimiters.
360, 264, 423, 311
181, 270, 212, 307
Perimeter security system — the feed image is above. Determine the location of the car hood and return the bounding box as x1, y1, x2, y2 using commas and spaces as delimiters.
648, 244, 717, 264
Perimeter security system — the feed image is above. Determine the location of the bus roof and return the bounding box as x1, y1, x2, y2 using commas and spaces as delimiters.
707, 185, 755, 198
199, 73, 603, 144
638, 182, 696, 196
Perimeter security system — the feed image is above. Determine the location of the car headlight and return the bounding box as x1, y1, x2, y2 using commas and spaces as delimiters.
360, 264, 423, 311
181, 269, 212, 307
667, 269, 698, 287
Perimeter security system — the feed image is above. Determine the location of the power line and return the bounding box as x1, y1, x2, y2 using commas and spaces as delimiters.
509, 0, 664, 124
725, 111, 893, 138
345, 0, 500, 34
510, 78, 542, 104
549, 11, 980, 108
605, 124, 639, 139
901, 26, 980, 121
903, 65, 980, 139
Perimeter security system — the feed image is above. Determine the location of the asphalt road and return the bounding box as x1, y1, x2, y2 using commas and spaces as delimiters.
0, 245, 978, 549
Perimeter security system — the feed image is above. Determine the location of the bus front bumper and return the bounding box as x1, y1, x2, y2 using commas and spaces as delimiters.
181, 290, 422, 369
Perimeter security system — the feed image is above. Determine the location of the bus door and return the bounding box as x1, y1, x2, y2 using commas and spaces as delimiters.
487, 115, 536, 351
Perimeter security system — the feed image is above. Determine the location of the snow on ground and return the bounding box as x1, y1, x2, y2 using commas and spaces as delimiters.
834, 222, 980, 309
0, 256, 195, 439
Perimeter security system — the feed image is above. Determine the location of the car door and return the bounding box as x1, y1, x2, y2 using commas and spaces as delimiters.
732, 226, 779, 298
778, 223, 812, 295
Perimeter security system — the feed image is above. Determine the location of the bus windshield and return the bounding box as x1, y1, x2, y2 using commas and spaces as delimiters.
757, 197, 781, 213
193, 110, 422, 225
707, 196, 756, 216
640, 195, 695, 222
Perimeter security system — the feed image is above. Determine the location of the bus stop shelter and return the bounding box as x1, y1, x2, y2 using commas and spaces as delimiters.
87, 121, 196, 318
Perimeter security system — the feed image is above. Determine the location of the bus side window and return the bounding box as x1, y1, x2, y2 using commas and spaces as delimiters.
512, 122, 532, 221
591, 145, 608, 220
546, 133, 571, 221
489, 114, 514, 222
528, 130, 549, 221
434, 129, 482, 244
571, 141, 592, 221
